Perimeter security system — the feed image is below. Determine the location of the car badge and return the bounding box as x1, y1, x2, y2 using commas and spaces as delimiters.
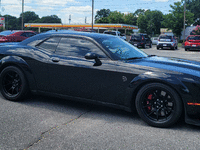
122, 76, 127, 82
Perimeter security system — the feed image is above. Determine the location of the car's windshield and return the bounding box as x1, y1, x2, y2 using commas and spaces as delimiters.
99, 37, 148, 60
0, 31, 15, 36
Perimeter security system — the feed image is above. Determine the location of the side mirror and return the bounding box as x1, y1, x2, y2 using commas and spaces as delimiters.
85, 53, 102, 66
85, 52, 98, 59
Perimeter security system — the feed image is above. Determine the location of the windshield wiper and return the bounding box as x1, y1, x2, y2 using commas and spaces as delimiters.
126, 57, 145, 60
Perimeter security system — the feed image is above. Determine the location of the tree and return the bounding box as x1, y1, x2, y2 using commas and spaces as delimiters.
133, 9, 146, 16
95, 9, 110, 23
124, 13, 137, 25
3, 15, 20, 30
162, 2, 194, 38
137, 10, 163, 36
184, 0, 200, 25
19, 11, 40, 24
108, 11, 125, 24
40, 15, 62, 23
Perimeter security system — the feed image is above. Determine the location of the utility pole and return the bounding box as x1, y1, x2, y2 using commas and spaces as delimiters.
85, 17, 87, 24
69, 15, 71, 24
22, 0, 24, 30
183, 0, 186, 42
92, 0, 94, 30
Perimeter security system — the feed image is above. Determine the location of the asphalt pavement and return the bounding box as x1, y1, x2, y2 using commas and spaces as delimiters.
1, 45, 200, 150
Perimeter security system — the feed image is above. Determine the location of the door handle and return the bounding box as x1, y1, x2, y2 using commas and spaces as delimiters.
52, 57, 60, 62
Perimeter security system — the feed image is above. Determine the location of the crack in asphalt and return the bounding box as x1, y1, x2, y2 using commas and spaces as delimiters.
23, 109, 92, 150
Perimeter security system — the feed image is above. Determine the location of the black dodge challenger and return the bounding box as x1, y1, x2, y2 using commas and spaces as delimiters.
0, 31, 200, 127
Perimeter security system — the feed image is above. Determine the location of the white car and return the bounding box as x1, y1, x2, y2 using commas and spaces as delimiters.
103, 30, 126, 40
151, 37, 158, 45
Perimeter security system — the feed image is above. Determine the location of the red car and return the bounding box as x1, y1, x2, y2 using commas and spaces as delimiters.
0, 30, 37, 43
184, 35, 200, 51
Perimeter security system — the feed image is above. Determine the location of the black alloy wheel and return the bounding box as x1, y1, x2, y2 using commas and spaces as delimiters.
0, 66, 28, 101
135, 83, 182, 127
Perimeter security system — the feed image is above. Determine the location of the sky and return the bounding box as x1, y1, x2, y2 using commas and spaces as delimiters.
0, 0, 181, 24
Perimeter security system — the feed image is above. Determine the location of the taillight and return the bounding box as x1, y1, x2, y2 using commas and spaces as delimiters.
158, 38, 160, 41
171, 37, 173, 42
130, 36, 131, 40
142, 36, 144, 40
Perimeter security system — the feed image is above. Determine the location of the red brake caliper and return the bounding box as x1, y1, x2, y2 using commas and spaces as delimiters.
147, 94, 152, 111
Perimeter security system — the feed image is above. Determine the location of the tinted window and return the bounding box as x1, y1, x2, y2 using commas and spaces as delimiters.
38, 37, 61, 53
55, 37, 107, 58
188, 36, 200, 40
159, 35, 172, 39
26, 32, 36, 37
104, 32, 116, 36
131, 35, 141, 41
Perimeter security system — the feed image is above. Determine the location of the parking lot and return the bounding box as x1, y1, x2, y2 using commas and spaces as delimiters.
1, 45, 200, 150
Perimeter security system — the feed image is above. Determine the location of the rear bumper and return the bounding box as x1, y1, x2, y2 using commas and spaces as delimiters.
157, 43, 174, 49
185, 45, 200, 50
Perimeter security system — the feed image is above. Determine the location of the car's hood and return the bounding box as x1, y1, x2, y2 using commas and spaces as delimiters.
128, 56, 200, 77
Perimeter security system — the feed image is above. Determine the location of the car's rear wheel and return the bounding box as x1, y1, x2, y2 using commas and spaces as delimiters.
185, 48, 189, 51
0, 66, 28, 101
143, 44, 147, 49
149, 43, 152, 48
157, 47, 159, 50
135, 83, 182, 127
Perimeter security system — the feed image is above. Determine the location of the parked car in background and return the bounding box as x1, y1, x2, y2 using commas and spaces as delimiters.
129, 33, 152, 48
151, 37, 158, 45
0, 30, 37, 43
157, 34, 178, 50
103, 30, 126, 40
184, 35, 200, 51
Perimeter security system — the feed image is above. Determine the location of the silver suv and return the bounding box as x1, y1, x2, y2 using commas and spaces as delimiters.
157, 34, 178, 50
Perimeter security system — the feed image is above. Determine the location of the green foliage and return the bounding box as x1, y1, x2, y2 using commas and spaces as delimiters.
184, 0, 200, 25
3, 15, 20, 30
108, 11, 125, 24
40, 15, 61, 23
1, 11, 62, 31
162, 2, 194, 38
124, 13, 137, 25
95, 9, 110, 22
137, 10, 163, 36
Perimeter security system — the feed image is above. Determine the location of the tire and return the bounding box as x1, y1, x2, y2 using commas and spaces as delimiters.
185, 48, 189, 51
0, 66, 28, 101
135, 83, 182, 127
143, 44, 146, 49
157, 47, 159, 50
171, 46, 175, 50
175, 46, 178, 49
149, 43, 152, 48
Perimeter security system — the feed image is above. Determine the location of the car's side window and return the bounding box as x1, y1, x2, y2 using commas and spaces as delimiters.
55, 37, 107, 58
37, 37, 61, 53
21, 33, 27, 37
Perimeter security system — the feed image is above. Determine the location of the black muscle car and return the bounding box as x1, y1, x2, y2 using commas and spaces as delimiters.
0, 31, 200, 127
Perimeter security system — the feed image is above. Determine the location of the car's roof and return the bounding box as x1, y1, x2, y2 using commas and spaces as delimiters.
20, 31, 116, 45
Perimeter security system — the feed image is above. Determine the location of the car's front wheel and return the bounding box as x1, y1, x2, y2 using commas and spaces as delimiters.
135, 83, 182, 127
0, 66, 28, 101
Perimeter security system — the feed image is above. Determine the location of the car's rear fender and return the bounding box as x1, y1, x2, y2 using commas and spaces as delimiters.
0, 56, 37, 92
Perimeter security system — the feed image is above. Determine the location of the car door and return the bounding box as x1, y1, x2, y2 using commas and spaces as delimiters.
47, 36, 122, 104
30, 36, 61, 92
